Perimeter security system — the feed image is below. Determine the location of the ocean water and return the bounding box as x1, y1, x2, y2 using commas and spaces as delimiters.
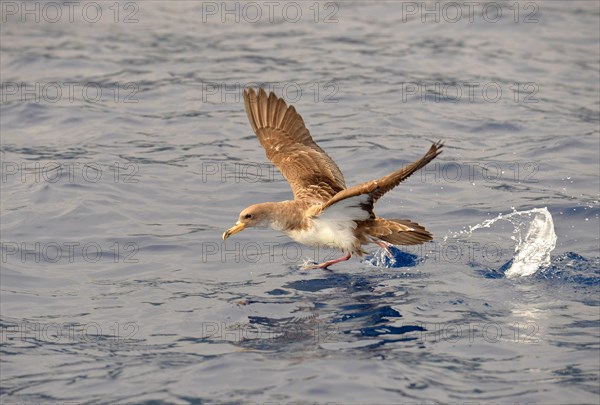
1, 1, 599, 404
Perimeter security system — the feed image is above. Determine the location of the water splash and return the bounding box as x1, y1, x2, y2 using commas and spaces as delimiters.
366, 208, 557, 276
467, 207, 557, 278
505, 208, 557, 278
364, 246, 421, 268
300, 258, 319, 270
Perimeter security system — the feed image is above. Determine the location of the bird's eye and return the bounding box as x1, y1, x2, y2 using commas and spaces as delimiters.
244, 214, 253, 219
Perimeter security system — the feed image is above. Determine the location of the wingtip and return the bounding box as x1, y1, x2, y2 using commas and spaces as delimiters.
430, 140, 444, 156
244, 86, 272, 105
258, 87, 267, 99
244, 87, 256, 104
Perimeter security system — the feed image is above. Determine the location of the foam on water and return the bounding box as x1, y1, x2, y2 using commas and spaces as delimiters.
466, 207, 557, 278
365, 246, 421, 268
367, 208, 557, 277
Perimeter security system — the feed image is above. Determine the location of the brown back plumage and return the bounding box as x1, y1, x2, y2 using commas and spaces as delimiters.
243, 88, 346, 203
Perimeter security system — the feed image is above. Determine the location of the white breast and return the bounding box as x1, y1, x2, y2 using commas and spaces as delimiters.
286, 217, 357, 252
284, 194, 372, 252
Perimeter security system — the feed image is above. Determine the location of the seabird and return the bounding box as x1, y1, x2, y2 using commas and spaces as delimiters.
223, 88, 443, 269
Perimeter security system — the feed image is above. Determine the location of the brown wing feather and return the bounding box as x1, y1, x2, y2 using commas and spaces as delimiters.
357, 218, 433, 246
243, 88, 346, 202
378, 219, 432, 245
319, 141, 443, 213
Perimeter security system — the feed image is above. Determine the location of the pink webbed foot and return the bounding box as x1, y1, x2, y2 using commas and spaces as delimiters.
375, 240, 393, 256
306, 252, 352, 270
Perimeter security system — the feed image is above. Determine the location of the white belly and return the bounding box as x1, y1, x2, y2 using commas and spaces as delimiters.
285, 217, 358, 252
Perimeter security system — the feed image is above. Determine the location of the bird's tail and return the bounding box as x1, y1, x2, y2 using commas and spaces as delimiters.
359, 218, 433, 246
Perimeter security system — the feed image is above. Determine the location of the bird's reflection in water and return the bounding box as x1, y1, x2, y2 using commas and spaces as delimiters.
234, 253, 429, 353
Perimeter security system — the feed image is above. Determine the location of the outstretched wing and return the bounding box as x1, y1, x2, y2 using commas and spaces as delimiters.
244, 88, 346, 203
318, 141, 443, 214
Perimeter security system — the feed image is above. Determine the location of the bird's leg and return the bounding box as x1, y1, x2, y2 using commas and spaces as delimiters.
310, 252, 352, 269
375, 240, 392, 256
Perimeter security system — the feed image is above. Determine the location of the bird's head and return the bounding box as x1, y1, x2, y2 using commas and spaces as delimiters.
222, 203, 274, 240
